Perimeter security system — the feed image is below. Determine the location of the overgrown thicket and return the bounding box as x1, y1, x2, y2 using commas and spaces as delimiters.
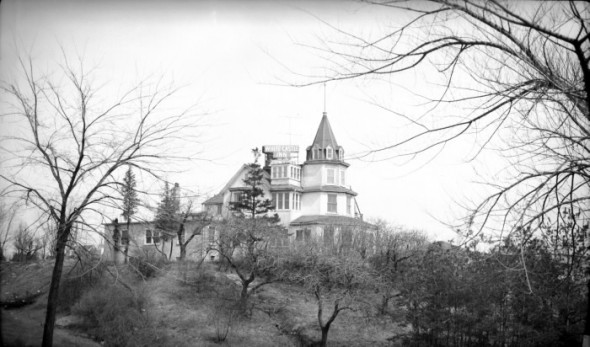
277, 244, 376, 347
73, 283, 166, 347
394, 225, 588, 346
57, 248, 106, 312
304, 1, 590, 343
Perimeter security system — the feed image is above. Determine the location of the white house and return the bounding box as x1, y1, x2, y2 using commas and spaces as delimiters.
103, 111, 375, 262
203, 112, 375, 248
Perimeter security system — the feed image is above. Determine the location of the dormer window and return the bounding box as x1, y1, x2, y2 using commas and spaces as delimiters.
338, 149, 344, 160
326, 146, 333, 160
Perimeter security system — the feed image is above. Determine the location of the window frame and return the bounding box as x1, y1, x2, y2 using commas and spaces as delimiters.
327, 168, 335, 184
145, 229, 160, 245
327, 193, 338, 213
296, 228, 311, 242
346, 196, 352, 215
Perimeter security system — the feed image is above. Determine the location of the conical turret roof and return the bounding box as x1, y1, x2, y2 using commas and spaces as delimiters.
311, 112, 339, 149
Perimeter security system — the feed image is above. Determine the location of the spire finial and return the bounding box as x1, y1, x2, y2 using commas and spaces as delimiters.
323, 82, 327, 116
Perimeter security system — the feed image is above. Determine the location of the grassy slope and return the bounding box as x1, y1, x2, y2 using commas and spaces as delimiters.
1, 259, 101, 347
1, 260, 409, 346
147, 263, 409, 346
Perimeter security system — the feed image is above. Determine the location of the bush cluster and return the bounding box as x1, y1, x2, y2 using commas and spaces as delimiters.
129, 248, 168, 279
73, 283, 166, 347
58, 256, 106, 311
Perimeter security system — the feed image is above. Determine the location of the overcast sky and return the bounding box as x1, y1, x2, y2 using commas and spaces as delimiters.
0, 0, 507, 241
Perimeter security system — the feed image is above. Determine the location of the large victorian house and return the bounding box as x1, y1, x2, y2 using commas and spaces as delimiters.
104, 111, 374, 262
203, 112, 374, 248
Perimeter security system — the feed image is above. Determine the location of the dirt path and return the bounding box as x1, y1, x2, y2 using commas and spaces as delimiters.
1, 306, 100, 347
1, 260, 100, 346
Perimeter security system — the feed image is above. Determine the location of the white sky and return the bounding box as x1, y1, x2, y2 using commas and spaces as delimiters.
0, 0, 507, 241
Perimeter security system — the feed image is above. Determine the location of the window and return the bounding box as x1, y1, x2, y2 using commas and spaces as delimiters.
274, 192, 292, 210
145, 229, 160, 245
296, 228, 311, 242
232, 191, 244, 203
340, 170, 346, 186
339, 149, 344, 160
217, 204, 222, 215
347, 196, 352, 215
327, 169, 335, 184
327, 146, 333, 159
289, 166, 301, 181
327, 194, 337, 213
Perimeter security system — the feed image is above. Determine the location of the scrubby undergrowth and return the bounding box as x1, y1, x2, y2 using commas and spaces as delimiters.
2, 259, 407, 346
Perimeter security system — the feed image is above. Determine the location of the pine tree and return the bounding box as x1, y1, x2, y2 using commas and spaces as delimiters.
120, 167, 139, 263
214, 162, 286, 312
230, 163, 275, 219
154, 182, 180, 259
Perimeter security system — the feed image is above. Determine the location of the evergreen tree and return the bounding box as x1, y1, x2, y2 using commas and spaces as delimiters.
230, 163, 275, 219
154, 182, 180, 259
120, 166, 139, 263
213, 162, 287, 313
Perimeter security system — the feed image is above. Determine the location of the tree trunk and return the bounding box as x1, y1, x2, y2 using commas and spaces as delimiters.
179, 245, 186, 261
42, 224, 70, 347
168, 237, 174, 260
239, 281, 249, 312
124, 218, 131, 264
583, 277, 590, 347
320, 326, 330, 347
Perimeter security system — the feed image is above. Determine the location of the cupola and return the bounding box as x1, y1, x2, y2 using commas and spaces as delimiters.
306, 112, 344, 162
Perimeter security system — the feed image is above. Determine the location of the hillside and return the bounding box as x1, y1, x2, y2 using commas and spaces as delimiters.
1, 260, 408, 346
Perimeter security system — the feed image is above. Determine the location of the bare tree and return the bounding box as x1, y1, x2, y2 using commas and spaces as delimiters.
212, 215, 286, 313
39, 221, 57, 260
0, 54, 200, 346
0, 202, 18, 260
176, 203, 211, 261
209, 162, 288, 313
12, 223, 42, 262
299, 1, 589, 343
306, 0, 589, 235
280, 246, 375, 347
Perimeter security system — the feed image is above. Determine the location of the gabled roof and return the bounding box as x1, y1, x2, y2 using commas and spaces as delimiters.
203, 193, 224, 205
310, 112, 339, 149
202, 164, 270, 205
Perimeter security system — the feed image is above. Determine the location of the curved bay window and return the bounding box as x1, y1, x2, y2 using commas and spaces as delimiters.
271, 165, 301, 181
